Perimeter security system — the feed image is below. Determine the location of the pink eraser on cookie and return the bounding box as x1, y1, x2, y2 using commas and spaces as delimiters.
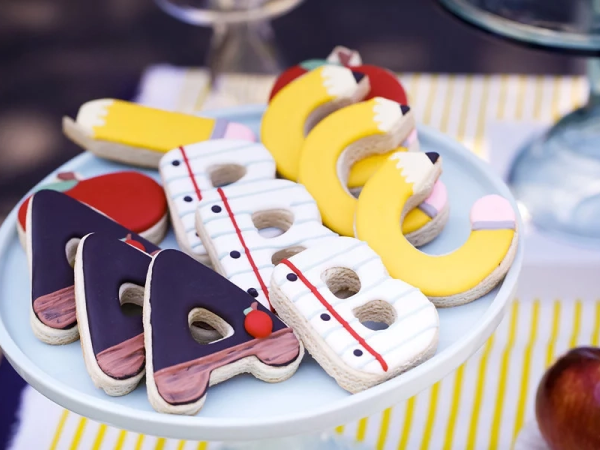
470, 194, 516, 229
224, 122, 256, 142
421, 181, 447, 216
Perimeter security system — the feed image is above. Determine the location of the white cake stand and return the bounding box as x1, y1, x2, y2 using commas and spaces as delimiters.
0, 105, 523, 448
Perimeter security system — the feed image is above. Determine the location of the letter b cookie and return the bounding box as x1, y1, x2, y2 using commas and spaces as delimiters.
270, 236, 439, 393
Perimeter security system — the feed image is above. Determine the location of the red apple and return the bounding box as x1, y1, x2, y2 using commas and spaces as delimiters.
268, 47, 408, 105
122, 233, 146, 252
243, 301, 273, 339
18, 171, 167, 237
536, 347, 600, 450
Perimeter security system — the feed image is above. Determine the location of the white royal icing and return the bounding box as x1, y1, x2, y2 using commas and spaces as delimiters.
373, 97, 404, 133
196, 179, 336, 309
76, 99, 113, 132
321, 65, 362, 98
159, 140, 276, 259
389, 151, 435, 194
271, 236, 438, 375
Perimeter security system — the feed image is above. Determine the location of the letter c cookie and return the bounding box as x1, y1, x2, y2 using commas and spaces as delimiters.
355, 152, 519, 307
299, 97, 448, 246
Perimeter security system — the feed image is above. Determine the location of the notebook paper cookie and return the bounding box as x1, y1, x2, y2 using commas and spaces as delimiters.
355, 151, 519, 307
298, 97, 448, 246
63, 99, 256, 168
159, 140, 276, 263
74, 233, 152, 396
144, 249, 303, 415
26, 190, 160, 345
195, 179, 336, 311
270, 236, 439, 393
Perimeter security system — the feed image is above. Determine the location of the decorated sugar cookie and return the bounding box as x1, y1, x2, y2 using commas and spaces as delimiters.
26, 190, 160, 344
270, 236, 439, 393
269, 46, 408, 106
261, 65, 370, 180
144, 249, 303, 415
195, 179, 336, 311
355, 152, 519, 307
74, 233, 152, 396
17, 171, 168, 248
159, 140, 276, 263
63, 99, 256, 168
298, 97, 448, 246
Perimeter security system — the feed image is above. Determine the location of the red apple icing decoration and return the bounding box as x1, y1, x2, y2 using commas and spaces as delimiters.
122, 233, 146, 252
18, 171, 167, 235
243, 302, 273, 339
536, 347, 600, 450
269, 46, 408, 105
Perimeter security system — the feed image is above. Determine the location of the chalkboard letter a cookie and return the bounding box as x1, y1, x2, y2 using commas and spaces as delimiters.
26, 190, 159, 345
74, 233, 153, 396
144, 249, 304, 415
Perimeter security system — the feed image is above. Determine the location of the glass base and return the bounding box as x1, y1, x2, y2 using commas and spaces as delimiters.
217, 433, 368, 450
509, 102, 600, 241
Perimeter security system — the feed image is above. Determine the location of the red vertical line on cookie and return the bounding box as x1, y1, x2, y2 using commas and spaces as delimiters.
180, 146, 203, 201
216, 187, 272, 311
280, 259, 388, 372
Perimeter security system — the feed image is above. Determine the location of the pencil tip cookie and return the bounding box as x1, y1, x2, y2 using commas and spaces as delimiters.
17, 171, 168, 248
159, 140, 276, 263
195, 178, 336, 310
74, 233, 151, 396
270, 236, 439, 393
63, 99, 256, 168
298, 97, 447, 246
26, 190, 160, 345
144, 249, 304, 415
355, 152, 519, 307
261, 65, 370, 180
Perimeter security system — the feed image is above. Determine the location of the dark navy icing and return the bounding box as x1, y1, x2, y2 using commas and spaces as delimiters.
148, 249, 288, 371
81, 233, 150, 355
30, 190, 159, 328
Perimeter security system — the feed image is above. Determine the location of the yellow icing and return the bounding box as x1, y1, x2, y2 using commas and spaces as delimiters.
348, 149, 406, 188
402, 207, 431, 234
298, 99, 428, 237
355, 157, 515, 297
89, 100, 216, 152
262, 67, 339, 180
262, 66, 389, 182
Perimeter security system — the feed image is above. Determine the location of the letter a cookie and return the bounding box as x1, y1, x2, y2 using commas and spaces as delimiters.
144, 249, 304, 415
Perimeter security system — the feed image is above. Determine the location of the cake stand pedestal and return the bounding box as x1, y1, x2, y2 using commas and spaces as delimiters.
154, 0, 303, 77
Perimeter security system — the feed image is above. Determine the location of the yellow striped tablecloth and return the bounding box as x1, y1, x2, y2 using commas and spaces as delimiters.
9, 72, 596, 450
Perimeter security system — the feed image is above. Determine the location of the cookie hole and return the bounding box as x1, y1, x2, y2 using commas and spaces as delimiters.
65, 237, 81, 267
118, 283, 144, 317
271, 246, 306, 266
353, 300, 396, 331
321, 267, 361, 299
188, 308, 233, 345
209, 164, 247, 188
252, 209, 294, 239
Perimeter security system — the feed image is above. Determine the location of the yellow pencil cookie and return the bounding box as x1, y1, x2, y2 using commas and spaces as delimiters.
298, 97, 448, 247
261, 65, 370, 180
63, 99, 256, 168
355, 151, 519, 307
